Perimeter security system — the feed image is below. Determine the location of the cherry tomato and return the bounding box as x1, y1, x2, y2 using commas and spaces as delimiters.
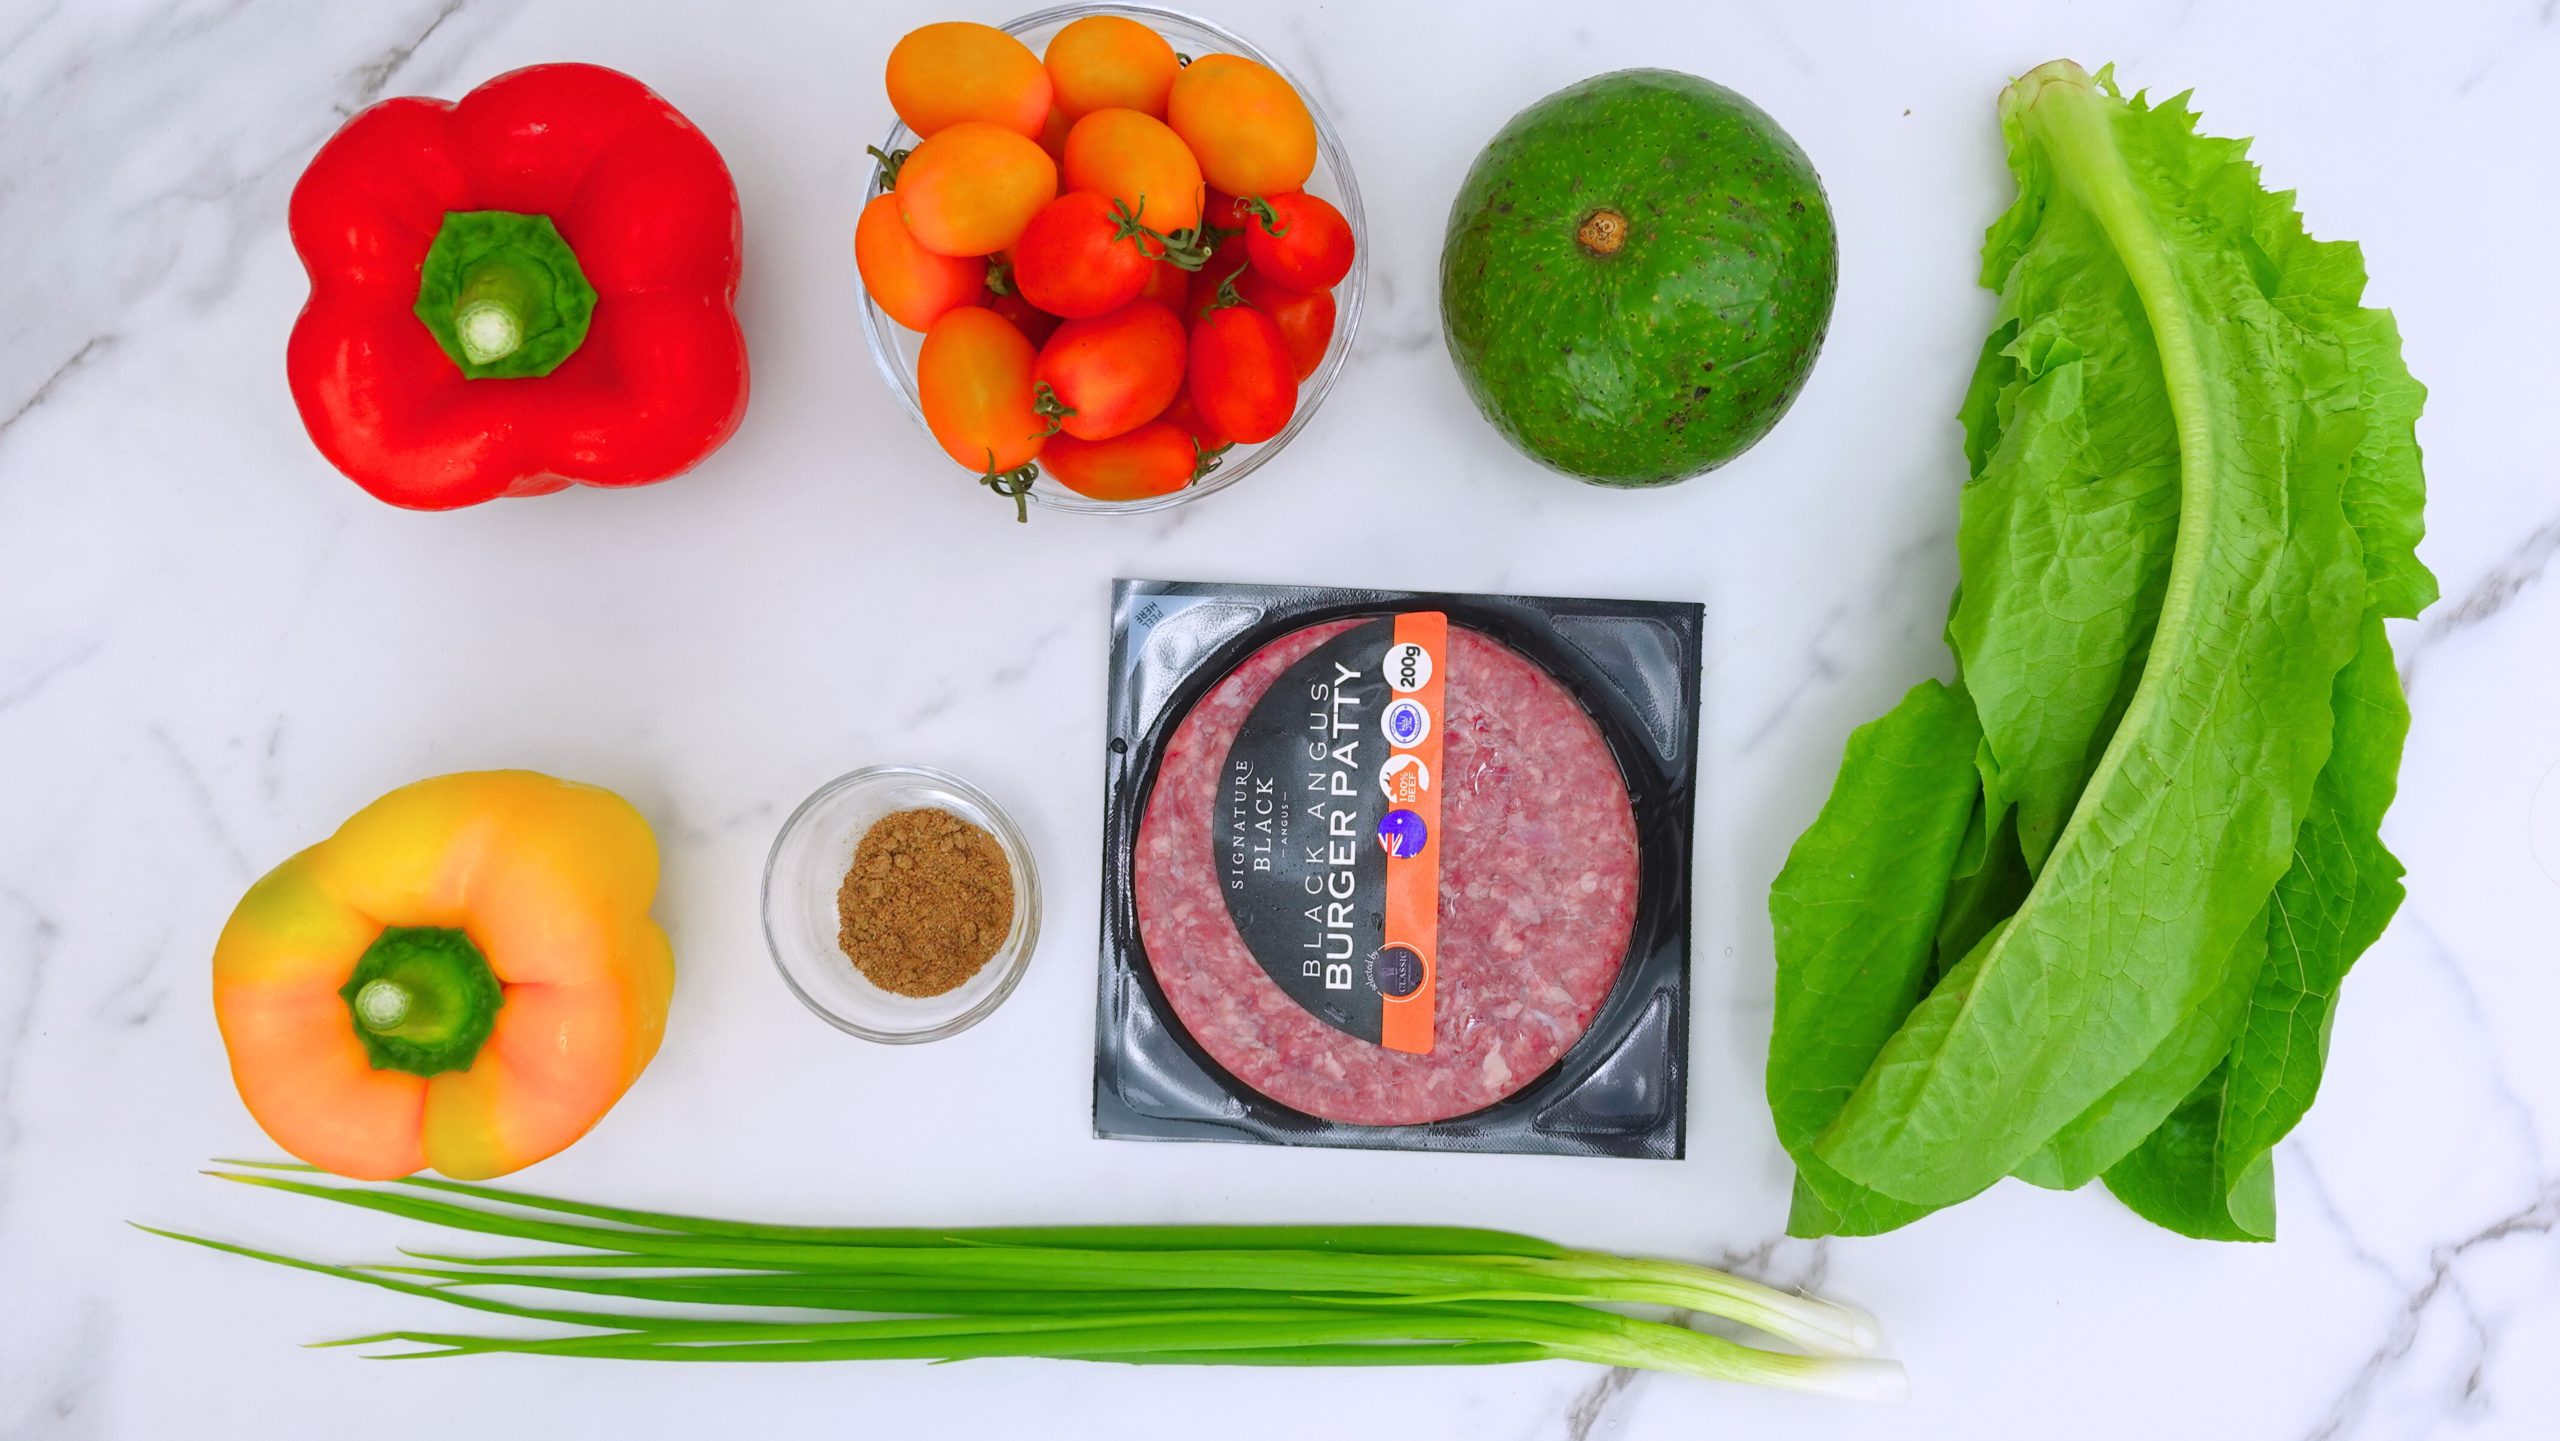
1240, 192, 1354, 292
1167, 55, 1316, 197
1044, 15, 1179, 121
1159, 390, 1230, 451
919, 307, 1046, 479
1042, 419, 1205, 501
1037, 106, 1073, 165
1063, 108, 1203, 234
1012, 192, 1155, 319
897, 123, 1057, 257
856, 193, 986, 332
1235, 268, 1335, 381
887, 23, 1051, 138
1202, 187, 1245, 227
1187, 302, 1296, 444
1187, 230, 1251, 319
979, 267, 1061, 348
1032, 300, 1185, 441
1136, 257, 1190, 308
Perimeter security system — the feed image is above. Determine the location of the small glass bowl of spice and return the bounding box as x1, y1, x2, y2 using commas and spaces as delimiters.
762, 765, 1039, 1043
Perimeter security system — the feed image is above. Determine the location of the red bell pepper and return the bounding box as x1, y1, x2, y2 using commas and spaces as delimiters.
287, 64, 749, 509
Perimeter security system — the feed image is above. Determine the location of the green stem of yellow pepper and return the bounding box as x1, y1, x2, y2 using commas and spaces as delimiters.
339, 927, 504, 1077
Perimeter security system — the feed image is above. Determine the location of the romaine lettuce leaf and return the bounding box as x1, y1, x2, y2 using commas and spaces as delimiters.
1767, 681, 1981, 1236
1766, 62, 2431, 1240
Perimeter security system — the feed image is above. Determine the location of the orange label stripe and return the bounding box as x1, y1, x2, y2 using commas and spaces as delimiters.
1378, 612, 1447, 1055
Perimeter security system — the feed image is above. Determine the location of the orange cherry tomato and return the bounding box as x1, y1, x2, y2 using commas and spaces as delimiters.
1037, 106, 1074, 165
1167, 55, 1316, 197
886, 22, 1051, 138
1044, 15, 1179, 121
1032, 300, 1185, 441
896, 122, 1057, 257
856, 193, 986, 332
1063, 108, 1203, 234
919, 306, 1046, 478
1042, 418, 1203, 501
1235, 268, 1335, 381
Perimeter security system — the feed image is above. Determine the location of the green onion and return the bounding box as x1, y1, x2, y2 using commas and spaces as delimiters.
146, 1166, 1905, 1402
217, 1160, 1561, 1257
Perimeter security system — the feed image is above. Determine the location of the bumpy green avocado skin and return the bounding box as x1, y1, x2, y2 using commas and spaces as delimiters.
1441, 69, 1838, 486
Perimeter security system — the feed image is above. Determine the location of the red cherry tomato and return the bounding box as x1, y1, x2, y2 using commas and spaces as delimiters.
1187, 231, 1251, 318
1136, 257, 1189, 308
1042, 418, 1205, 501
1012, 192, 1155, 319
1187, 303, 1296, 444
977, 255, 1062, 347
1240, 192, 1354, 293
980, 283, 1059, 348
1032, 300, 1185, 441
1235, 269, 1335, 381
1159, 390, 1229, 451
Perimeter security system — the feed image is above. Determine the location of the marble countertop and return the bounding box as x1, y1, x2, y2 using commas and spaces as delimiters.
5, 0, 2556, 1436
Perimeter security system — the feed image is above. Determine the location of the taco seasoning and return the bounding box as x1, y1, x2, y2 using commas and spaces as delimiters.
835, 807, 1015, 997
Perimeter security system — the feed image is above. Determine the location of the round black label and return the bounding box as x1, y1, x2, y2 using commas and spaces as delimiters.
1368, 944, 1425, 999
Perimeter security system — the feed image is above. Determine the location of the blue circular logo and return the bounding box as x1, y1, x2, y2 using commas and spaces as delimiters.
1382, 698, 1431, 748
1377, 808, 1428, 858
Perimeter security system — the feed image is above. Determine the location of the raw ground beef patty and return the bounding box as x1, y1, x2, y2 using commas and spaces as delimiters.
1132, 619, 1640, 1125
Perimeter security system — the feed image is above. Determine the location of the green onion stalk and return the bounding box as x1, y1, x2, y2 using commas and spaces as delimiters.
142, 1164, 1906, 1402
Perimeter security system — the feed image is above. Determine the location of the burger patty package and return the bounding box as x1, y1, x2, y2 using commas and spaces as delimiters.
1095, 579, 1702, 1158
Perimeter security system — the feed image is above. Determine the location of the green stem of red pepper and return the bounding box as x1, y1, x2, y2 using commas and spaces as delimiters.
414, 211, 600, 380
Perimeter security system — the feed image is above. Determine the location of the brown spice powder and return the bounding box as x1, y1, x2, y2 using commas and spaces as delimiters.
836, 807, 1015, 997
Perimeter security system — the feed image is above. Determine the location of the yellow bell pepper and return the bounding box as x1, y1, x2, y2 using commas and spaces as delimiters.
212, 771, 673, 1180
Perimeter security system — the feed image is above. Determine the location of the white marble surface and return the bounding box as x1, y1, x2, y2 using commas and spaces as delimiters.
4, 0, 2556, 1435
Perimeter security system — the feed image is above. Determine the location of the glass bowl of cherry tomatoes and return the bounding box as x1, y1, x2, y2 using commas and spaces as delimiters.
856, 5, 1366, 517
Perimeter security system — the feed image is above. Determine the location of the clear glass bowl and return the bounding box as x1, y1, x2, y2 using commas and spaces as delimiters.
762, 765, 1041, 1042
857, 4, 1367, 516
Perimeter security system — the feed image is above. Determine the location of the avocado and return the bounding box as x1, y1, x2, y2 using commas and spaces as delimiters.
1440, 69, 1838, 486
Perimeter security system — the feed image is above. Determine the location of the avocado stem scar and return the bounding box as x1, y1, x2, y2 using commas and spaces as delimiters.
1576, 208, 1629, 256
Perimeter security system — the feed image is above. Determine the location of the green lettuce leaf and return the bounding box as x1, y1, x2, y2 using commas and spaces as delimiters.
2101, 89, 2430, 1235
2013, 922, 2263, 1191
2108, 542, 2419, 1237
1767, 682, 1981, 1237
1812, 62, 2368, 1209
1764, 62, 2430, 1239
